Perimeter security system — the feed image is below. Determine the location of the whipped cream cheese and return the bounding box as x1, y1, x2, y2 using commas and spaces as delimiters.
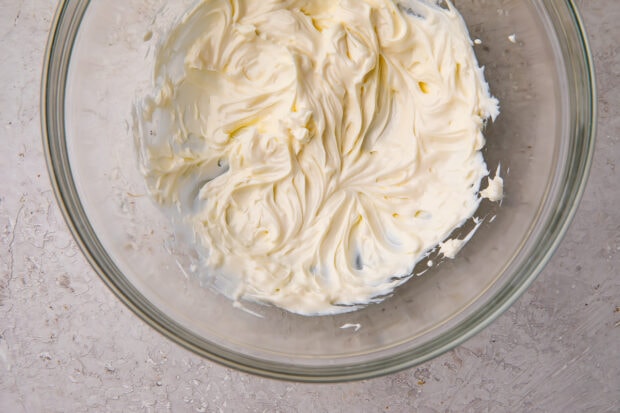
135, 0, 500, 315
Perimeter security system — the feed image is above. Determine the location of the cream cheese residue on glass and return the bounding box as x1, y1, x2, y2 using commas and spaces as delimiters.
134, 0, 500, 315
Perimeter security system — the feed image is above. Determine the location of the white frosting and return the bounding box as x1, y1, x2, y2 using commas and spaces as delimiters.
480, 165, 504, 202
135, 0, 499, 315
439, 217, 483, 259
340, 323, 362, 332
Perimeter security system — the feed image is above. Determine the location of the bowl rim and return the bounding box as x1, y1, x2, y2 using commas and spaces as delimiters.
41, 0, 596, 382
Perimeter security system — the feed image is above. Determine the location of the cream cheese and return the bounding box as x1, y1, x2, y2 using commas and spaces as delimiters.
135, 0, 500, 315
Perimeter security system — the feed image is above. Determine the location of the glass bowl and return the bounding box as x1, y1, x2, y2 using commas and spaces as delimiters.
42, 0, 595, 382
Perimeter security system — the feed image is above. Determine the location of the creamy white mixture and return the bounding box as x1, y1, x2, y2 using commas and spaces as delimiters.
135, 0, 500, 315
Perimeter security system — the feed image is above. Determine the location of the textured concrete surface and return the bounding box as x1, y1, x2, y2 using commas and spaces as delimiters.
0, 1, 619, 412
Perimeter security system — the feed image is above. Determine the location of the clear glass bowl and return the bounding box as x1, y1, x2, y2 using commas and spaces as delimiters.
42, 0, 595, 381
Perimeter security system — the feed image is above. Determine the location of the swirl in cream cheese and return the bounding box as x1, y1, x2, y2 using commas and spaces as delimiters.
135, 0, 499, 315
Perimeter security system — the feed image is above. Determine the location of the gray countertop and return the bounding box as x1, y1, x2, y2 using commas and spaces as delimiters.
1, 1, 618, 412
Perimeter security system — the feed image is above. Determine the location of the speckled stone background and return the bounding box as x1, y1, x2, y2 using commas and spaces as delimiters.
1, 1, 619, 412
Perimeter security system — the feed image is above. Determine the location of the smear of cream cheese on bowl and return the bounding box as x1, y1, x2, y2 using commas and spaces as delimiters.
134, 0, 502, 315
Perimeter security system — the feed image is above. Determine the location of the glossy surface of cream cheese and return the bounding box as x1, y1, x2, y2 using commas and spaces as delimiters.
135, 0, 500, 314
